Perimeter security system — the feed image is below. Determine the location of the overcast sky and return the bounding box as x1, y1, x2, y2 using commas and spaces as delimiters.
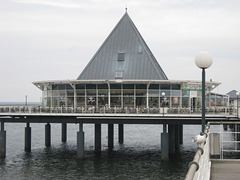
0, 0, 240, 102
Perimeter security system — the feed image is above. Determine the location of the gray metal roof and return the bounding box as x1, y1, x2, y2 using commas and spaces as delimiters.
227, 90, 238, 99
77, 12, 168, 80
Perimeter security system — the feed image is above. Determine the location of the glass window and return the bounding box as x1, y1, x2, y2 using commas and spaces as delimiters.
136, 89, 147, 96
160, 90, 170, 97
66, 84, 73, 90
98, 97, 108, 107
172, 90, 181, 96
110, 84, 121, 89
136, 84, 147, 89
87, 96, 96, 106
123, 89, 134, 96
149, 90, 159, 97
136, 97, 146, 107
111, 97, 121, 107
117, 52, 125, 61
86, 84, 96, 89
111, 90, 121, 96
115, 71, 123, 79
98, 84, 108, 89
77, 90, 85, 96
77, 97, 85, 107
149, 97, 159, 108
52, 85, 58, 90
98, 89, 108, 96
123, 84, 134, 89
58, 84, 65, 90
123, 97, 134, 107
87, 89, 96, 96
161, 84, 170, 90
172, 84, 181, 90
76, 84, 85, 89
172, 97, 180, 107
149, 84, 159, 89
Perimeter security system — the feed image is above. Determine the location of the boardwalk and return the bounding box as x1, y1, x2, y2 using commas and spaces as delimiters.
211, 160, 240, 180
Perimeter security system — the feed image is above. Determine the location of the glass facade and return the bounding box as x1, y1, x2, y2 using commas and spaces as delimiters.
41, 82, 227, 111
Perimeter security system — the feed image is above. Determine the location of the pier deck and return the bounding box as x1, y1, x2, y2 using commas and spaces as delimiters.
211, 160, 240, 180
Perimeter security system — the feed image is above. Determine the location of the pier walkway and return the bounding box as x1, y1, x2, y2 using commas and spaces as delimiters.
211, 160, 240, 180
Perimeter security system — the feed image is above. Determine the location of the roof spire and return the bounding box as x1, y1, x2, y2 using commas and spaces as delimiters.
125, 5, 127, 12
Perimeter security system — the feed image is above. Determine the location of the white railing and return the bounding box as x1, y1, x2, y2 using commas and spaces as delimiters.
210, 122, 240, 159
0, 105, 238, 116
186, 121, 240, 180
185, 125, 211, 180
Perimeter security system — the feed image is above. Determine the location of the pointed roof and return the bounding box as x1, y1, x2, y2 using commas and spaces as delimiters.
77, 12, 168, 80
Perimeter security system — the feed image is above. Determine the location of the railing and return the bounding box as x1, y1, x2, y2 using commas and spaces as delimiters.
185, 121, 240, 180
0, 105, 238, 116
185, 124, 210, 180
210, 121, 240, 159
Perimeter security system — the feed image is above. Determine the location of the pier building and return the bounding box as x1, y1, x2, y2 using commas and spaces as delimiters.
0, 11, 232, 161
33, 12, 226, 112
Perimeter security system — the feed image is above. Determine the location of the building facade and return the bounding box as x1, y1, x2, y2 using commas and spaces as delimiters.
33, 12, 227, 112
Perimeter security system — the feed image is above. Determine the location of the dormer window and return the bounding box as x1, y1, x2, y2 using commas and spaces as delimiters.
117, 52, 125, 61
115, 70, 123, 79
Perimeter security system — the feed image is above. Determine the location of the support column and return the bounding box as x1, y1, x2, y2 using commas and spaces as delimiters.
175, 124, 180, 149
25, 123, 31, 152
179, 124, 183, 144
118, 124, 124, 144
161, 123, 169, 160
77, 123, 84, 157
62, 123, 67, 142
108, 124, 114, 150
45, 123, 51, 147
0, 122, 6, 158
95, 124, 101, 153
168, 124, 176, 154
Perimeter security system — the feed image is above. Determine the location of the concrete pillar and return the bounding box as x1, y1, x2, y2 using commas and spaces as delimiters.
161, 130, 169, 160
0, 122, 6, 158
77, 123, 84, 157
169, 125, 176, 154
161, 124, 169, 160
45, 123, 51, 147
95, 124, 101, 153
62, 123, 67, 142
175, 124, 180, 149
108, 124, 114, 150
118, 124, 124, 144
25, 123, 31, 152
179, 124, 183, 144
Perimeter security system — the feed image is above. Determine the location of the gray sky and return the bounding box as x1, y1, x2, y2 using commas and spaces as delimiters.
1, 0, 240, 102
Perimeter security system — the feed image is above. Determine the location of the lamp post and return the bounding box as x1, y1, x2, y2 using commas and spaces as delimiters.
236, 91, 239, 118
25, 95, 28, 106
195, 52, 213, 132
162, 92, 165, 117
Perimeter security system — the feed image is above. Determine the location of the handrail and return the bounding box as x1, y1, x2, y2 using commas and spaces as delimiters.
185, 123, 210, 180
0, 106, 237, 116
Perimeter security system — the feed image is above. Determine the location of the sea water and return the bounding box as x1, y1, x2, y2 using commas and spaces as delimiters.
0, 122, 226, 180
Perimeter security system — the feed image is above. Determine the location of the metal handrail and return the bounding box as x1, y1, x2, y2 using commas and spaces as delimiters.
0, 105, 238, 116
185, 124, 210, 180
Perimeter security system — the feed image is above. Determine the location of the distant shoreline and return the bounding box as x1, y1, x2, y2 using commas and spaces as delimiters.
0, 102, 40, 106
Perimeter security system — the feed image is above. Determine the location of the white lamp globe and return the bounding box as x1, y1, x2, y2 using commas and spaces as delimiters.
162, 92, 165, 96
195, 51, 213, 69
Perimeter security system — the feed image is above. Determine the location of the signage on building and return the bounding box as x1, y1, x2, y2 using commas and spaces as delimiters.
182, 84, 202, 91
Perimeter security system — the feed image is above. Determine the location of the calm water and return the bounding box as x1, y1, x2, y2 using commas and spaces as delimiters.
0, 123, 225, 179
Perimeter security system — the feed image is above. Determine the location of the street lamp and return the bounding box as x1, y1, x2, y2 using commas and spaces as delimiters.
195, 51, 213, 132
236, 91, 239, 118
25, 95, 28, 106
162, 92, 165, 117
